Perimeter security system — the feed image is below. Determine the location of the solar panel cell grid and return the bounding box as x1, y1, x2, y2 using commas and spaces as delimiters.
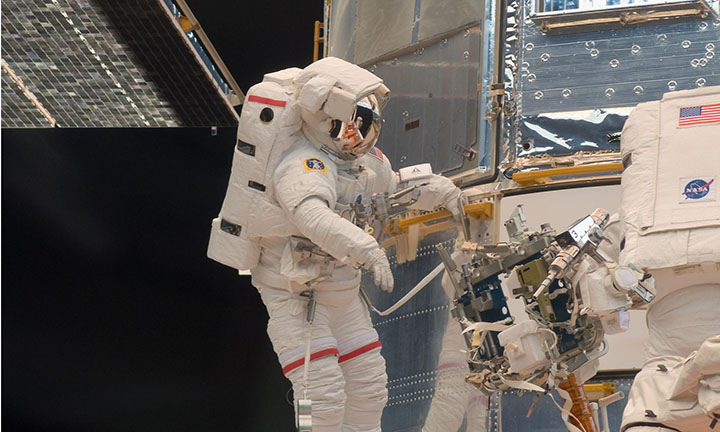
2, 0, 238, 128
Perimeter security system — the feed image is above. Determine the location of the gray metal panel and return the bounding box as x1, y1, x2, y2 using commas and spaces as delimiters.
364, 230, 489, 431
328, 0, 485, 65
418, 0, 484, 41
327, 0, 357, 65
371, 26, 484, 175
355, 0, 416, 66
520, 20, 720, 114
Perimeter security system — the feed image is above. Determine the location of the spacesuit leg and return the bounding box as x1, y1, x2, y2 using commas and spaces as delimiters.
257, 284, 347, 431
329, 294, 388, 432
621, 271, 720, 432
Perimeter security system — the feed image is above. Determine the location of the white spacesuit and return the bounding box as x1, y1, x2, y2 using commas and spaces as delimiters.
208, 57, 461, 431
618, 86, 720, 432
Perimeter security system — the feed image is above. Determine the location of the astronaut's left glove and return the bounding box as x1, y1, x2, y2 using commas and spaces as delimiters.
366, 248, 394, 293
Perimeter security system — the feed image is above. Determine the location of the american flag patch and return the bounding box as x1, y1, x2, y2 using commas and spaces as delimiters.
678, 103, 720, 127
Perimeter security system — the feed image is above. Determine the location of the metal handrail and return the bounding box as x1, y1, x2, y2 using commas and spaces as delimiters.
313, 21, 324, 62
512, 162, 624, 185
172, 0, 245, 105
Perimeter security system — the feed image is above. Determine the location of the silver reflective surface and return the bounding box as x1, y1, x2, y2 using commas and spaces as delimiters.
371, 26, 485, 176
328, 0, 483, 65
363, 230, 490, 431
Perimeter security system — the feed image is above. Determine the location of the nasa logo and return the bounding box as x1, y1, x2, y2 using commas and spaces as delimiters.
682, 178, 714, 200
304, 157, 327, 174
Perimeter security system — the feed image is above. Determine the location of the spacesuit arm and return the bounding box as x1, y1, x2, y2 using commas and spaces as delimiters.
292, 197, 393, 291
273, 152, 383, 268
293, 197, 380, 266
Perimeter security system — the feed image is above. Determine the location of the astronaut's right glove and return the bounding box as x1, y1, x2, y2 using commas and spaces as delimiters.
366, 248, 394, 293
404, 173, 463, 221
442, 187, 465, 223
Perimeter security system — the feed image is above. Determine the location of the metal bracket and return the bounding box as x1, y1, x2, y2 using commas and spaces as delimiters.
454, 143, 477, 162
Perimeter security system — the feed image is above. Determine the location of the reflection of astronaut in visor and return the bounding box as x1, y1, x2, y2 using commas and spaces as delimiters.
330, 95, 381, 159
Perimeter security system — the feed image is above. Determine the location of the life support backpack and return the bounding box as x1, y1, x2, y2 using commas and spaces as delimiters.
207, 68, 304, 271
619, 85, 720, 270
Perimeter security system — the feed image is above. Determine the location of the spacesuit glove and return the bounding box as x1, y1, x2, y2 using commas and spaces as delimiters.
444, 188, 466, 222
366, 248, 394, 293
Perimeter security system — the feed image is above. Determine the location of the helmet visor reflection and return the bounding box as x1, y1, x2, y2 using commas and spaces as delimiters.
329, 94, 382, 158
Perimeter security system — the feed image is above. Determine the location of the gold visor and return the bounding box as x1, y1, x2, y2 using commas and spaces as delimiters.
329, 94, 382, 159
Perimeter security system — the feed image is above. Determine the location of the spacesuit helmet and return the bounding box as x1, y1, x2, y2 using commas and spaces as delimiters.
294, 57, 390, 160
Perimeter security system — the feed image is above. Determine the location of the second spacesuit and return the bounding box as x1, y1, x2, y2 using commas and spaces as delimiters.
618, 85, 720, 432
209, 57, 462, 431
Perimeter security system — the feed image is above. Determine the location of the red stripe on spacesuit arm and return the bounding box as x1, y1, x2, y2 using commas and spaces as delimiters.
338, 340, 382, 363
282, 348, 339, 375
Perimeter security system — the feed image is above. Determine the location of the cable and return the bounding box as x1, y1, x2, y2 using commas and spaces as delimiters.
366, 251, 460, 316
538, 328, 559, 352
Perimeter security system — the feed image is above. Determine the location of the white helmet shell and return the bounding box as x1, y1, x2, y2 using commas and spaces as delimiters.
293, 57, 390, 160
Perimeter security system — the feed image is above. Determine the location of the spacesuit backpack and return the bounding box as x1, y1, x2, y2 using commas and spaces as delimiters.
207, 67, 304, 271
619, 85, 720, 272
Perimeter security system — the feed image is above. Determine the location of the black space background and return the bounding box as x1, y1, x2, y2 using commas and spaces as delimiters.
3, 2, 323, 431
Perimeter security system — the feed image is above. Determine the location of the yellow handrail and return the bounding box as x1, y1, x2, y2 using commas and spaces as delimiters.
512, 162, 623, 186
392, 202, 494, 232
313, 21, 324, 62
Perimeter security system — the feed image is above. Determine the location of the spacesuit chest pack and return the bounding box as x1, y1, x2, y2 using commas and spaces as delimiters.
334, 162, 378, 221
207, 67, 306, 271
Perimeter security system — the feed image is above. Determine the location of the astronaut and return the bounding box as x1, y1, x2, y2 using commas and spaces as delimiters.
208, 57, 462, 431
617, 85, 720, 432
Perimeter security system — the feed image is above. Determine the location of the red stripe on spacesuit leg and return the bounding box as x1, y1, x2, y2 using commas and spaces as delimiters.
247, 95, 287, 107
470, 394, 490, 405
338, 340, 382, 363
436, 362, 465, 371
282, 348, 339, 375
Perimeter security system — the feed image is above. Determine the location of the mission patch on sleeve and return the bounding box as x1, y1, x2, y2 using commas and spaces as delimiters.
304, 157, 327, 174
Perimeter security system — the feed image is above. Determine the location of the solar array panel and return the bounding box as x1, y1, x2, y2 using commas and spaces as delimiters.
1, 0, 238, 128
